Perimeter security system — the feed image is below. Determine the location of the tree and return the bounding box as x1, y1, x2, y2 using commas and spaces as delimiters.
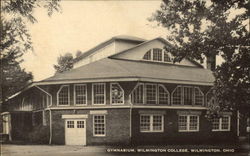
54, 53, 74, 73
150, 0, 249, 112
0, 0, 60, 110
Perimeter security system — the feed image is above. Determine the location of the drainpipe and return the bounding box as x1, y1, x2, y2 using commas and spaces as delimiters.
237, 110, 240, 137
34, 86, 53, 144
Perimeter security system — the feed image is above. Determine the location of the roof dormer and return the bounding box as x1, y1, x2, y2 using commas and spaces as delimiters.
143, 48, 172, 63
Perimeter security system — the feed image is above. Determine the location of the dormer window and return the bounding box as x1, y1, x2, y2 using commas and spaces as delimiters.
142, 48, 172, 63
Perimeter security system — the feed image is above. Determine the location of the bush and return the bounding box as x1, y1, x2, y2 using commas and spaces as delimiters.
28, 124, 50, 144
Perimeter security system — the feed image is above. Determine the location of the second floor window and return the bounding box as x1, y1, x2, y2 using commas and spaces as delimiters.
131, 83, 170, 105
92, 83, 105, 105
110, 83, 124, 104
57, 85, 70, 105
172, 86, 204, 106
74, 84, 87, 105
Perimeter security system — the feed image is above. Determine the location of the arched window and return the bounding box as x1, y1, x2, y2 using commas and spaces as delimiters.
172, 86, 204, 106
143, 50, 151, 60
142, 49, 172, 63
158, 85, 170, 105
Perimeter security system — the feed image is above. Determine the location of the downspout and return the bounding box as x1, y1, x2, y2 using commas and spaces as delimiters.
34, 85, 53, 144
237, 110, 240, 137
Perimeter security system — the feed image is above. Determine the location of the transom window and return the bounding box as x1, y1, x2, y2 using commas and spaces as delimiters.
212, 116, 230, 131
178, 115, 199, 132
110, 83, 124, 104
172, 86, 204, 106
74, 84, 87, 105
92, 83, 105, 105
142, 48, 172, 63
93, 115, 105, 136
57, 85, 70, 105
131, 83, 170, 105
140, 114, 164, 132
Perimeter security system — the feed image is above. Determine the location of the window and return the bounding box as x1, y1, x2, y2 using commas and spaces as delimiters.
57, 85, 70, 105
93, 115, 105, 136
74, 84, 87, 105
212, 116, 230, 131
178, 115, 199, 132
67, 121, 74, 128
143, 50, 151, 60
153, 48, 162, 61
158, 85, 169, 104
77, 121, 84, 128
140, 114, 164, 132
206, 88, 214, 106
92, 83, 105, 105
194, 87, 204, 105
145, 84, 157, 104
131, 83, 170, 105
172, 86, 204, 106
142, 49, 172, 63
131, 83, 144, 104
110, 83, 124, 104
172, 86, 182, 105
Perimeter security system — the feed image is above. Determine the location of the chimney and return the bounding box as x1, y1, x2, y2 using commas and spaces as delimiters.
206, 55, 216, 71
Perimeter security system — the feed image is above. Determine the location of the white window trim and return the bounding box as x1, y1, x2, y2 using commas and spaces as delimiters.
205, 88, 213, 106
131, 83, 145, 104
93, 115, 106, 137
212, 115, 231, 132
145, 83, 157, 104
178, 115, 200, 132
171, 85, 182, 105
92, 83, 106, 105
158, 84, 170, 105
142, 49, 173, 63
140, 114, 164, 133
74, 84, 87, 105
110, 83, 124, 105
57, 85, 70, 106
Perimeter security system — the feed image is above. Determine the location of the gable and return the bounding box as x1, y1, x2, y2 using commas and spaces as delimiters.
111, 38, 200, 67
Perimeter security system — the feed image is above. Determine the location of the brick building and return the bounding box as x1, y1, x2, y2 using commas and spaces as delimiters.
1, 36, 239, 145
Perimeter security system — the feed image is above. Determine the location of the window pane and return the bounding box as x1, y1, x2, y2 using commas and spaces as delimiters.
132, 84, 144, 104
146, 84, 157, 104
184, 87, 193, 105
189, 116, 198, 130
158, 85, 169, 105
173, 86, 182, 105
111, 83, 124, 104
221, 116, 230, 130
67, 121, 74, 128
77, 121, 84, 128
140, 115, 150, 131
164, 52, 171, 62
178, 116, 187, 131
194, 87, 203, 105
212, 118, 220, 130
93, 84, 105, 104
58, 86, 69, 105
94, 115, 105, 135
153, 49, 162, 61
143, 50, 151, 60
153, 115, 163, 131
75, 85, 87, 105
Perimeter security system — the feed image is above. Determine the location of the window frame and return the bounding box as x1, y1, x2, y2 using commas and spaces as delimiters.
92, 83, 106, 105
142, 49, 172, 63
74, 84, 87, 105
140, 114, 164, 133
212, 115, 231, 132
110, 83, 124, 105
57, 85, 70, 106
93, 115, 106, 137
158, 84, 170, 105
171, 85, 204, 106
131, 83, 145, 104
145, 83, 157, 104
178, 115, 200, 132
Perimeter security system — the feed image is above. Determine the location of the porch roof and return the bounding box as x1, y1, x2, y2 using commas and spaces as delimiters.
39, 58, 215, 86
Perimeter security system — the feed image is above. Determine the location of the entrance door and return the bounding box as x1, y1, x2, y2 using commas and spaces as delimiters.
65, 119, 86, 145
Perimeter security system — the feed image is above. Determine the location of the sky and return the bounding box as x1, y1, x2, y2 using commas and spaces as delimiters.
21, 1, 168, 81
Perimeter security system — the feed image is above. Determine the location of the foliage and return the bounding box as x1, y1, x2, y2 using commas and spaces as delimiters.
28, 124, 50, 144
151, 0, 250, 111
0, 0, 61, 106
54, 53, 74, 73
